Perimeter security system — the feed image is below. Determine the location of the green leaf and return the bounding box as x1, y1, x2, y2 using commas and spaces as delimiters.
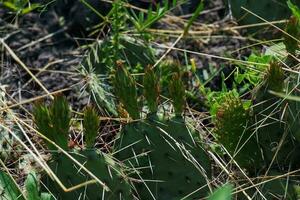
288, 0, 300, 21
21, 3, 40, 15
25, 172, 40, 200
3, 0, 40, 14
0, 170, 25, 200
184, 0, 204, 35
208, 184, 233, 200
41, 193, 53, 200
25, 171, 54, 200
40, 193, 53, 200
127, 1, 171, 32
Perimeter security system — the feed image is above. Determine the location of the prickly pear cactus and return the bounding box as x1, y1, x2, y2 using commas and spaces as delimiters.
281, 12, 300, 144
284, 16, 300, 55
80, 35, 155, 116
253, 61, 300, 167
213, 92, 263, 171
44, 151, 133, 200
113, 66, 211, 199
226, 0, 300, 25
33, 96, 134, 200
258, 170, 298, 200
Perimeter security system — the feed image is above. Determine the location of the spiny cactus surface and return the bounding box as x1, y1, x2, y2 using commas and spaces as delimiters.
252, 61, 300, 168
44, 151, 133, 200
33, 96, 134, 200
227, 0, 300, 25
113, 66, 211, 199
213, 93, 263, 171
80, 35, 155, 116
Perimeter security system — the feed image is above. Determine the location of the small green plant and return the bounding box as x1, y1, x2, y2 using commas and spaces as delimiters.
25, 171, 53, 200
0, 170, 24, 200
1, 0, 40, 15
0, 170, 53, 200
0, 87, 22, 161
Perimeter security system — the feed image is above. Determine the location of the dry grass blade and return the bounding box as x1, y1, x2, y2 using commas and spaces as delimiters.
0, 38, 53, 99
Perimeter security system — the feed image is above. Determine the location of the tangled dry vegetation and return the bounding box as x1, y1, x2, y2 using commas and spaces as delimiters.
1, 0, 300, 199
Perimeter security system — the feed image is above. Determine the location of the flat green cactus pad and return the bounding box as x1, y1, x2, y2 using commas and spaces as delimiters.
214, 94, 264, 171
114, 115, 211, 200
43, 150, 133, 200
226, 0, 300, 25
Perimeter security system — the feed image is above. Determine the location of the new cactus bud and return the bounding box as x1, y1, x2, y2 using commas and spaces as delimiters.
83, 107, 100, 148
284, 16, 300, 55
114, 61, 139, 119
214, 93, 263, 171
253, 61, 284, 102
33, 96, 70, 150
169, 74, 186, 116
264, 61, 285, 92
143, 66, 159, 113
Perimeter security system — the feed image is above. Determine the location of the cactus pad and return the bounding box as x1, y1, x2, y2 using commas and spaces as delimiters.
214, 93, 263, 171
34, 97, 134, 200
113, 67, 211, 199
43, 150, 133, 200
